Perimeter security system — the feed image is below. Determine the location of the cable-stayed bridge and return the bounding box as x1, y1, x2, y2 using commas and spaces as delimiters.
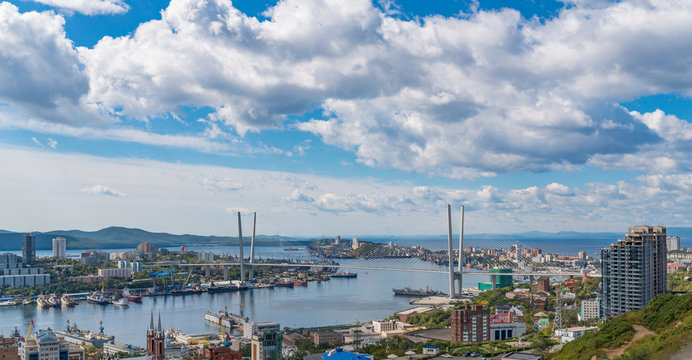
155, 207, 601, 298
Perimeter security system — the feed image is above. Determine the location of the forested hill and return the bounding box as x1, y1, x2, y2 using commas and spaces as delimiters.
551, 293, 692, 360
0, 226, 309, 250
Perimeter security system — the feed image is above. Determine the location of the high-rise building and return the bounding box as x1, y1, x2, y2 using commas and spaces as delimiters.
146, 312, 165, 360
19, 329, 69, 360
22, 233, 36, 265
601, 225, 667, 318
536, 276, 550, 292
52, 237, 67, 259
137, 242, 155, 254
667, 236, 681, 251
451, 304, 490, 343
251, 332, 282, 360
577, 251, 586, 260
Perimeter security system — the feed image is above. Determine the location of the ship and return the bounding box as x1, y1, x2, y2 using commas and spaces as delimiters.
204, 310, 248, 329
122, 288, 142, 303
87, 291, 110, 305
37, 295, 53, 308
56, 323, 115, 348
331, 272, 357, 278
61, 294, 76, 307
392, 287, 446, 297
112, 298, 129, 307
0, 299, 18, 306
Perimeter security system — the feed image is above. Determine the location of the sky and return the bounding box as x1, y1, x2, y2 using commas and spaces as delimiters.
1, 0, 692, 236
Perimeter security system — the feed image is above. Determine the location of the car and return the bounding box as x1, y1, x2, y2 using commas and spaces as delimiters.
464, 352, 472, 357
440, 354, 452, 358
470, 353, 480, 357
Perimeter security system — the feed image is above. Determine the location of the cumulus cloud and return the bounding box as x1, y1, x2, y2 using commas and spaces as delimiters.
28, 1, 129, 15
4, 0, 692, 179
80, 185, 126, 197
73, 0, 692, 178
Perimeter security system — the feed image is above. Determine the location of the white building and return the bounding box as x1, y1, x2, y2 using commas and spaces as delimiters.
118, 260, 143, 273
19, 330, 70, 360
0, 254, 50, 287
554, 326, 598, 343
372, 320, 395, 335
244, 322, 280, 340
490, 322, 526, 341
52, 237, 67, 259
580, 299, 601, 321
667, 236, 681, 251
197, 251, 215, 262
421, 346, 439, 355
352, 238, 360, 250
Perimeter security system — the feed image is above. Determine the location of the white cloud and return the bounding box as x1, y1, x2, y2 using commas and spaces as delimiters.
73, 0, 692, 178
2, 147, 692, 235
81, 185, 126, 197
28, 0, 129, 15
46, 137, 57, 149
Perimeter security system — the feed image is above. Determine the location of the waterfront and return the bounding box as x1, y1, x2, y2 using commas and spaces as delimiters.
0, 257, 486, 346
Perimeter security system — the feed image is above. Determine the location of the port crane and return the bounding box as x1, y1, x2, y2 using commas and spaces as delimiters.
92, 313, 105, 334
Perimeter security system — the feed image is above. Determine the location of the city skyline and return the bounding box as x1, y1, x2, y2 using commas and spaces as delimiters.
2, 0, 692, 235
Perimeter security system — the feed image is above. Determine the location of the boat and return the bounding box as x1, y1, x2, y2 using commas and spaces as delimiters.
37, 295, 52, 308
392, 287, 446, 297
61, 294, 76, 307
0, 299, 18, 306
48, 294, 61, 307
87, 291, 109, 305
123, 288, 142, 303
112, 298, 129, 307
22, 298, 34, 305
294, 281, 308, 286
331, 272, 357, 278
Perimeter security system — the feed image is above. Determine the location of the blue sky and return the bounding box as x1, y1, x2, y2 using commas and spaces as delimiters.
1, 0, 692, 236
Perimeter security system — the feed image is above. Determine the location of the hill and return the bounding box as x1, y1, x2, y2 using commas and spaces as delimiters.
550, 293, 692, 360
0, 226, 309, 250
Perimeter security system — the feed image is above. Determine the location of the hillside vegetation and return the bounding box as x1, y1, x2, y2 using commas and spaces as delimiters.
550, 294, 692, 360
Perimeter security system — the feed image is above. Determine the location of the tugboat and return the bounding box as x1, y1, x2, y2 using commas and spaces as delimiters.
122, 288, 142, 303
87, 291, 109, 305
37, 295, 52, 308
112, 297, 129, 307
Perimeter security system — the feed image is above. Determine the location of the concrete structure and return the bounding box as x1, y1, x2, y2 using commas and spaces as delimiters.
372, 320, 395, 335
52, 237, 67, 259
0, 336, 18, 360
0, 259, 50, 287
451, 304, 489, 343
580, 299, 601, 321
98, 268, 132, 279
22, 233, 36, 265
554, 326, 598, 343
311, 332, 343, 346
667, 236, 681, 251
67, 345, 85, 360
19, 330, 69, 360
601, 226, 667, 318
251, 332, 282, 360
205, 345, 242, 360
243, 322, 280, 340
146, 313, 165, 360
490, 322, 525, 341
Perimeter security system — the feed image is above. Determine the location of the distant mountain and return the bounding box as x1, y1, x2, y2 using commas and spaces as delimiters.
0, 226, 309, 251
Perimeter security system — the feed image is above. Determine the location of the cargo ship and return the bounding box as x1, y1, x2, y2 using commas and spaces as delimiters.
392, 287, 446, 297
56, 324, 114, 348
331, 272, 357, 278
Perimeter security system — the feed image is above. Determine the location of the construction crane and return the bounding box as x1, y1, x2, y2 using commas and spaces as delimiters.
66, 311, 74, 331
92, 313, 104, 334
25, 319, 34, 340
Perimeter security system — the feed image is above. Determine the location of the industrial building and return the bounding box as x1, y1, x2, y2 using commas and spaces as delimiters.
601, 226, 667, 318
